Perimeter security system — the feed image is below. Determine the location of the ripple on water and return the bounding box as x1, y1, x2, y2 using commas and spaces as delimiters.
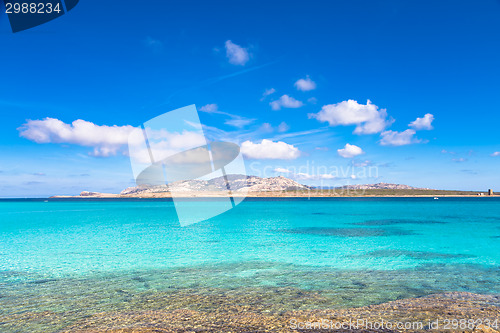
354, 219, 446, 226
279, 227, 418, 237
351, 249, 476, 260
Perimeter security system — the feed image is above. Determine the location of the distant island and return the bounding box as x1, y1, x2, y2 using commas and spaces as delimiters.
51, 175, 497, 198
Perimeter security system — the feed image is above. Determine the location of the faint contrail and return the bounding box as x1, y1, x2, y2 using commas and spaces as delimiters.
149, 58, 283, 110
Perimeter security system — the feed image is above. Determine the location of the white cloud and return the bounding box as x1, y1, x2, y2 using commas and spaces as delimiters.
240, 139, 300, 160
309, 100, 394, 134
199, 104, 219, 112
260, 88, 276, 101
277, 122, 289, 132
409, 113, 434, 130
307, 97, 318, 104
294, 172, 335, 180
270, 95, 304, 110
260, 123, 274, 132
337, 144, 364, 158
274, 167, 291, 173
380, 129, 421, 146
225, 40, 249, 66
18, 117, 206, 158
491, 152, 500, 157
320, 174, 336, 179
353, 160, 373, 167
294, 76, 316, 91
452, 158, 468, 163
18, 118, 137, 156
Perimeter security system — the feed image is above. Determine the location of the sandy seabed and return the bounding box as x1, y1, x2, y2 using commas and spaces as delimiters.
2, 289, 499, 333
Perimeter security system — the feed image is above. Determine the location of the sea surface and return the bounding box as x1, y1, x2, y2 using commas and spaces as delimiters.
1, 198, 500, 332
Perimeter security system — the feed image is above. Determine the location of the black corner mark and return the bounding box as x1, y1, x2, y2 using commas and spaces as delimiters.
3, 0, 79, 33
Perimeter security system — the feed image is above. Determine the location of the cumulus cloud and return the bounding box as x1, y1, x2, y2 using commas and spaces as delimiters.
277, 122, 290, 132
270, 95, 304, 110
225, 40, 249, 66
294, 172, 335, 180
294, 76, 316, 91
274, 167, 291, 173
409, 113, 434, 130
240, 139, 300, 160
18, 118, 137, 156
320, 174, 336, 179
491, 152, 500, 157
380, 129, 421, 146
260, 88, 276, 101
199, 104, 219, 112
18, 117, 206, 158
259, 123, 274, 133
308, 100, 393, 134
337, 144, 364, 158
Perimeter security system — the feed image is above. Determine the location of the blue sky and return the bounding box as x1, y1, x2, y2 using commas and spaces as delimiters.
1, 0, 499, 197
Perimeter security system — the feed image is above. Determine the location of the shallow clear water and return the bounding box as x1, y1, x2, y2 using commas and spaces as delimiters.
1, 198, 500, 331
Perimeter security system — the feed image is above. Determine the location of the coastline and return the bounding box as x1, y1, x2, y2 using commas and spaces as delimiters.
50, 191, 498, 199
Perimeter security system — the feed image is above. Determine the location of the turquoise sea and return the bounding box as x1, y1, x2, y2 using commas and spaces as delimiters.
1, 198, 500, 331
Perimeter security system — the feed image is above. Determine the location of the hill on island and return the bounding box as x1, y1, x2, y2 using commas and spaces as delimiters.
68, 174, 492, 198
120, 175, 311, 195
